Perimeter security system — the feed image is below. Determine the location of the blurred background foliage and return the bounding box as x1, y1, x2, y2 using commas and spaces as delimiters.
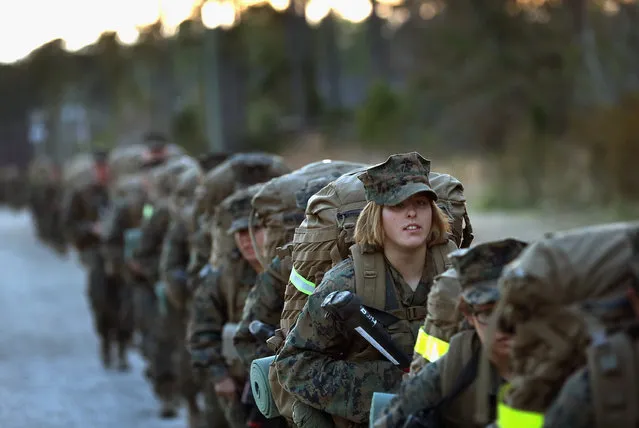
1, 0, 638, 213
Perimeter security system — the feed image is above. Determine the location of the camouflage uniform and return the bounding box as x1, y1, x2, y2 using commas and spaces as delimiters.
159, 218, 202, 418
61, 151, 121, 368
374, 239, 528, 428
187, 227, 213, 292
158, 165, 207, 425
234, 256, 289, 368
101, 190, 148, 370
274, 154, 456, 427
124, 156, 198, 418
132, 202, 172, 379
188, 186, 264, 428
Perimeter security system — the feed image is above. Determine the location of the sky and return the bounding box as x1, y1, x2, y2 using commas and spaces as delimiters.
0, 0, 404, 64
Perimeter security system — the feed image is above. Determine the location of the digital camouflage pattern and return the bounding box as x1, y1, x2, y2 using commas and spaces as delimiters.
226, 184, 263, 235
274, 255, 438, 426
157, 217, 202, 419
132, 205, 172, 283
187, 258, 258, 428
170, 166, 202, 233
234, 256, 289, 368
374, 357, 445, 428
375, 330, 504, 428
187, 259, 259, 382
357, 152, 438, 206
102, 199, 146, 275
160, 219, 191, 309
542, 367, 592, 428
449, 238, 528, 306
186, 227, 212, 289
61, 181, 110, 251
132, 203, 174, 393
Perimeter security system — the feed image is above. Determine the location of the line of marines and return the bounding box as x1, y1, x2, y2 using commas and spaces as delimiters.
25, 139, 639, 428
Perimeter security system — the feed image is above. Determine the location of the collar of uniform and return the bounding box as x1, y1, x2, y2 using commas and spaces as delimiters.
384, 252, 434, 308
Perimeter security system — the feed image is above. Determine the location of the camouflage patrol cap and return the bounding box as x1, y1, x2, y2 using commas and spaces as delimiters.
225, 184, 264, 235
450, 238, 528, 306
230, 152, 289, 186
295, 173, 345, 210
357, 152, 438, 206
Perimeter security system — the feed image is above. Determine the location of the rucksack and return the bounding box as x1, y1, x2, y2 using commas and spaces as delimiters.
251, 160, 367, 270
280, 169, 473, 335
194, 152, 291, 227
192, 153, 291, 269
587, 325, 639, 428
108, 143, 186, 180
478, 221, 639, 423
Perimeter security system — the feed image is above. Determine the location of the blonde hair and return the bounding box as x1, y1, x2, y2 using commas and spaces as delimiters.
354, 199, 451, 250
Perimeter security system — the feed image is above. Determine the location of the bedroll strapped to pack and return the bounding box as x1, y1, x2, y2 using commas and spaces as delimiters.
194, 152, 290, 227
475, 221, 639, 424
280, 169, 472, 335
197, 153, 290, 268
250, 160, 366, 274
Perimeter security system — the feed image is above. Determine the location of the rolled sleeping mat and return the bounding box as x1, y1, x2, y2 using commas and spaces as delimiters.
250, 355, 280, 418
369, 392, 397, 428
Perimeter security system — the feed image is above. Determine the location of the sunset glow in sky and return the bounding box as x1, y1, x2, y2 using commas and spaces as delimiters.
0, 0, 393, 64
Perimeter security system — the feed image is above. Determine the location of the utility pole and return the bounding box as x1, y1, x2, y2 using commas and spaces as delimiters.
201, 28, 225, 152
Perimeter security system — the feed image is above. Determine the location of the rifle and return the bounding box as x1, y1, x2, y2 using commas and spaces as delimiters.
321, 290, 412, 372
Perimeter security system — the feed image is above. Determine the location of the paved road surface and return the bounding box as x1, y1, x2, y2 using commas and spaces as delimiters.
0, 208, 607, 427
0, 209, 184, 428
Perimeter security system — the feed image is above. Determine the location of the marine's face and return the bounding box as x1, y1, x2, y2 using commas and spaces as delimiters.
381, 193, 433, 251
467, 303, 513, 361
234, 227, 265, 263
627, 286, 639, 318
93, 163, 110, 186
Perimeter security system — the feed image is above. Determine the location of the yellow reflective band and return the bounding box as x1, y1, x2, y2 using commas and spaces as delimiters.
143, 204, 154, 219
497, 385, 544, 428
414, 328, 449, 362
289, 267, 316, 295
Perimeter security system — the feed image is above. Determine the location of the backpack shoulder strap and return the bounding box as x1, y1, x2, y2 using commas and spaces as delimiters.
430, 240, 457, 276
350, 244, 386, 310
587, 331, 638, 428
405, 346, 480, 427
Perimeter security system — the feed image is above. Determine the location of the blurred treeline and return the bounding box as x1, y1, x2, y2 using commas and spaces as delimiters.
1, 0, 638, 210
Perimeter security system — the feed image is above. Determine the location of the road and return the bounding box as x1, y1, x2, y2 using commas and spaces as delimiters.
0, 208, 607, 427
0, 209, 184, 428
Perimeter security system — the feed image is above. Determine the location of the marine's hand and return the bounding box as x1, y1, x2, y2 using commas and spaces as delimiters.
214, 376, 238, 399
